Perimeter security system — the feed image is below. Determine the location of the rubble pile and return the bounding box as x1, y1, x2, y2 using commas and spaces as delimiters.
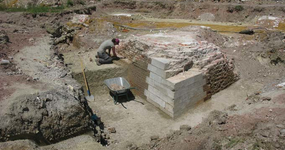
119, 27, 223, 71
45, 23, 77, 45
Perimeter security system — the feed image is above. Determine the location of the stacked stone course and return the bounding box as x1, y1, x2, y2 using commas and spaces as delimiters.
201, 54, 239, 100
127, 59, 150, 99
118, 26, 238, 118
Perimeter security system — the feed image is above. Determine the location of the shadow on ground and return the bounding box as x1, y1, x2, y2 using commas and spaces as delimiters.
109, 90, 144, 109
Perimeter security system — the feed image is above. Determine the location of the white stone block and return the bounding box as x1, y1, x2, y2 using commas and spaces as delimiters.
165, 103, 174, 114
144, 90, 166, 108
147, 76, 205, 100
167, 68, 205, 90
174, 92, 206, 113
149, 72, 175, 90
146, 77, 174, 95
151, 57, 179, 70
175, 87, 205, 104
148, 85, 174, 106
146, 68, 207, 118
173, 82, 205, 99
146, 98, 174, 118
147, 64, 168, 79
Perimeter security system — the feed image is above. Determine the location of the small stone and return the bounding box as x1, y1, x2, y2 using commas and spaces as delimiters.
261, 97, 271, 101
276, 124, 285, 128
46, 94, 53, 101
180, 125, 191, 131
125, 143, 137, 149
275, 143, 280, 148
228, 104, 238, 111
60, 72, 67, 78
280, 129, 285, 134
102, 133, 106, 138
108, 127, 116, 133
27, 78, 31, 81
150, 135, 159, 141
0, 59, 10, 65
29, 38, 35, 43
279, 129, 285, 137
254, 91, 261, 95
260, 131, 270, 137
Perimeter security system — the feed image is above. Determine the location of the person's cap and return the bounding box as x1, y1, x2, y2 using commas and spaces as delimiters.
115, 38, 120, 44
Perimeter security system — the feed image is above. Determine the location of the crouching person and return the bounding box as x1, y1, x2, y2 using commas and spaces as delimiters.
95, 38, 120, 66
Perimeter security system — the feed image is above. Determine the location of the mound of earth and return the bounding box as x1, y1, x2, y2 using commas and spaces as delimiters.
0, 88, 90, 144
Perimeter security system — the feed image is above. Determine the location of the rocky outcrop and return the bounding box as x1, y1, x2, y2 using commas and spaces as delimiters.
0, 88, 90, 144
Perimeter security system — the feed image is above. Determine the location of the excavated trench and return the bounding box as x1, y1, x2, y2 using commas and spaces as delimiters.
1, 1, 285, 149
49, 10, 285, 147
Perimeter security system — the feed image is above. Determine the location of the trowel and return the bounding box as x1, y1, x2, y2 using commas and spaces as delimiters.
80, 57, 95, 102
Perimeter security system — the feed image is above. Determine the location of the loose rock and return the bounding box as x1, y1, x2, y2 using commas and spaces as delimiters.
261, 97, 271, 101
0, 30, 9, 44
280, 129, 285, 137
180, 125, 191, 131
108, 127, 116, 133
150, 135, 159, 141
0, 60, 10, 65
276, 124, 285, 128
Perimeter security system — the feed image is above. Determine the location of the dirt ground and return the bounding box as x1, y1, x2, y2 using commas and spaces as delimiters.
0, 0, 285, 150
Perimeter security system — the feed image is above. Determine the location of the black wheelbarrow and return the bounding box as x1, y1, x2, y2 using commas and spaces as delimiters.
104, 77, 136, 104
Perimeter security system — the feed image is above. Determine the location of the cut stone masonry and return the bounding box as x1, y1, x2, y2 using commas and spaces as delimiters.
118, 26, 238, 118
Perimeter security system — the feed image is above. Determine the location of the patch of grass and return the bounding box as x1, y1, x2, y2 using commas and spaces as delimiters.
235, 5, 244, 12
227, 7, 234, 13
154, 1, 166, 9
252, 142, 260, 150
0, 4, 8, 11
212, 140, 222, 150
225, 138, 241, 148
67, 0, 74, 7
79, 0, 85, 5
0, 5, 65, 13
226, 140, 238, 148
253, 7, 264, 12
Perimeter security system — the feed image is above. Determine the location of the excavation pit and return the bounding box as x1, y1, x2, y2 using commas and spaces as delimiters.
65, 27, 238, 119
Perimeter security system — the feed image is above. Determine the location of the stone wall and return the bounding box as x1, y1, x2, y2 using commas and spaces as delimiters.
201, 53, 239, 100
127, 59, 150, 99
118, 39, 151, 99
117, 27, 238, 118
145, 58, 206, 118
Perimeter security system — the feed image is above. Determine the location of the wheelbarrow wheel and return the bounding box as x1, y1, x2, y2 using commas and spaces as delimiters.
113, 95, 118, 105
